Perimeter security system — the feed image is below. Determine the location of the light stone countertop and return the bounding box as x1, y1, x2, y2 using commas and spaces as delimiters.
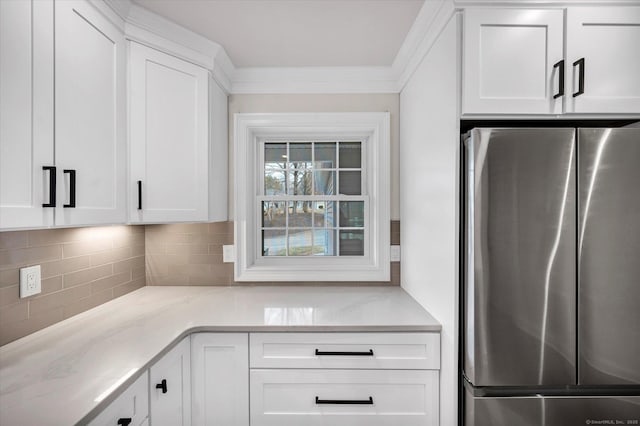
0, 285, 440, 425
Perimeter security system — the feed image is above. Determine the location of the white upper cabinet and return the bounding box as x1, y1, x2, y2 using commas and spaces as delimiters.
463, 8, 564, 115
1, 0, 126, 230
54, 0, 127, 226
129, 42, 212, 223
566, 7, 640, 114
0, 0, 54, 229
463, 6, 640, 115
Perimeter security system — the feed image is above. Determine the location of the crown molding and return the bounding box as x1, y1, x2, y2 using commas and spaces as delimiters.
100, 0, 446, 94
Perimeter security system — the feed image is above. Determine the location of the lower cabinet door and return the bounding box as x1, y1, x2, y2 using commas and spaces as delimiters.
149, 337, 191, 426
250, 369, 439, 426
191, 333, 249, 426
89, 371, 149, 426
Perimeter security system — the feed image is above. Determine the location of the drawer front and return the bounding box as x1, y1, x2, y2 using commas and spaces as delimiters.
250, 369, 439, 426
250, 332, 440, 370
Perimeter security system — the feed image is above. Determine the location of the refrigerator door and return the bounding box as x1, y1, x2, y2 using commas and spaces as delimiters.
578, 128, 640, 385
465, 128, 576, 387
465, 386, 640, 426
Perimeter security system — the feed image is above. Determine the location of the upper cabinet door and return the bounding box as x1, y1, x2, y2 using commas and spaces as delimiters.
566, 7, 640, 114
463, 8, 564, 115
0, 0, 54, 229
54, 0, 126, 226
129, 42, 209, 223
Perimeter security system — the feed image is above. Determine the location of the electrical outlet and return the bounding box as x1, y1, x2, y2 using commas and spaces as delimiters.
20, 265, 41, 298
390, 245, 401, 262
223, 245, 235, 263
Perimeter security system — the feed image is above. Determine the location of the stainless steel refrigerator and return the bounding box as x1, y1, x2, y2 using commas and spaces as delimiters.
463, 127, 640, 425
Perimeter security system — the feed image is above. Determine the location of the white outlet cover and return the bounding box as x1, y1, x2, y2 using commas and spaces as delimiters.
390, 245, 401, 262
223, 245, 235, 263
20, 265, 42, 298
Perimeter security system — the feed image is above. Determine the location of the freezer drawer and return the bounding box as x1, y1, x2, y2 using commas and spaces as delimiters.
465, 388, 640, 426
578, 128, 640, 385
250, 369, 438, 426
465, 128, 577, 387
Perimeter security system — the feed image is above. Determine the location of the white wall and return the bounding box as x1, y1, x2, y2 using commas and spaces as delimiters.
227, 94, 400, 220
400, 13, 460, 426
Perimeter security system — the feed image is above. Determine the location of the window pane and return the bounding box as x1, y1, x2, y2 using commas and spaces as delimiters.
314, 170, 335, 195
288, 201, 312, 227
288, 168, 312, 195
339, 142, 361, 168
264, 169, 286, 195
315, 142, 336, 168
339, 201, 364, 228
288, 229, 314, 256
288, 143, 312, 168
339, 171, 361, 195
339, 230, 364, 256
265, 143, 287, 163
313, 229, 336, 256
262, 201, 286, 227
314, 201, 336, 227
263, 229, 286, 256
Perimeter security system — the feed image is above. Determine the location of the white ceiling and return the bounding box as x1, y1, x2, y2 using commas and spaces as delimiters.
132, 0, 425, 68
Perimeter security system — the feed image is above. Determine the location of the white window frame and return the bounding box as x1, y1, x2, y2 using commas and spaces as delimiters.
234, 112, 390, 282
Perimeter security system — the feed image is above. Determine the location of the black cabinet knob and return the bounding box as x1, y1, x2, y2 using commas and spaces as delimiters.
117, 418, 132, 426
156, 378, 167, 394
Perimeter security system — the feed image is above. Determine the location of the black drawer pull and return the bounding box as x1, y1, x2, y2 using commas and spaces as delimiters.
156, 378, 167, 394
42, 166, 56, 207
137, 180, 142, 210
316, 396, 374, 405
63, 169, 76, 208
315, 349, 374, 356
552, 59, 564, 99
117, 418, 132, 426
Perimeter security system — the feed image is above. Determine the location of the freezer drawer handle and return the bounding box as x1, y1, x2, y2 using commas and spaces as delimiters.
573, 58, 585, 97
315, 349, 374, 356
42, 166, 56, 208
316, 396, 374, 405
63, 169, 76, 208
553, 59, 565, 99
116, 418, 132, 426
155, 379, 167, 394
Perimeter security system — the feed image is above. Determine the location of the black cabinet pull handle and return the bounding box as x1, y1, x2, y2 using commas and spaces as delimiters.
156, 379, 167, 394
573, 57, 585, 97
316, 396, 373, 405
553, 59, 564, 99
42, 166, 56, 207
116, 419, 132, 426
315, 349, 374, 356
63, 169, 76, 208
137, 180, 142, 210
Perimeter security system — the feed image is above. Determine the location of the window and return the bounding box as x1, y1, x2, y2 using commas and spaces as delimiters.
234, 113, 390, 281
261, 141, 365, 257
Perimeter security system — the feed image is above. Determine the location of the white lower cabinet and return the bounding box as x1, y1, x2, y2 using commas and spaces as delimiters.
89, 371, 149, 426
249, 332, 440, 426
191, 333, 249, 426
250, 369, 439, 426
149, 337, 191, 426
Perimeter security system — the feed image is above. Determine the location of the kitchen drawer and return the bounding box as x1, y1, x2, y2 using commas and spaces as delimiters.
89, 371, 149, 426
249, 332, 439, 370
250, 369, 439, 426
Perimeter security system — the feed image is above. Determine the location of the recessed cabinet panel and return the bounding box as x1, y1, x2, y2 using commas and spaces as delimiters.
54, 0, 126, 226
463, 8, 564, 114
129, 42, 209, 223
191, 333, 249, 426
149, 337, 191, 426
566, 7, 640, 113
0, 0, 54, 229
